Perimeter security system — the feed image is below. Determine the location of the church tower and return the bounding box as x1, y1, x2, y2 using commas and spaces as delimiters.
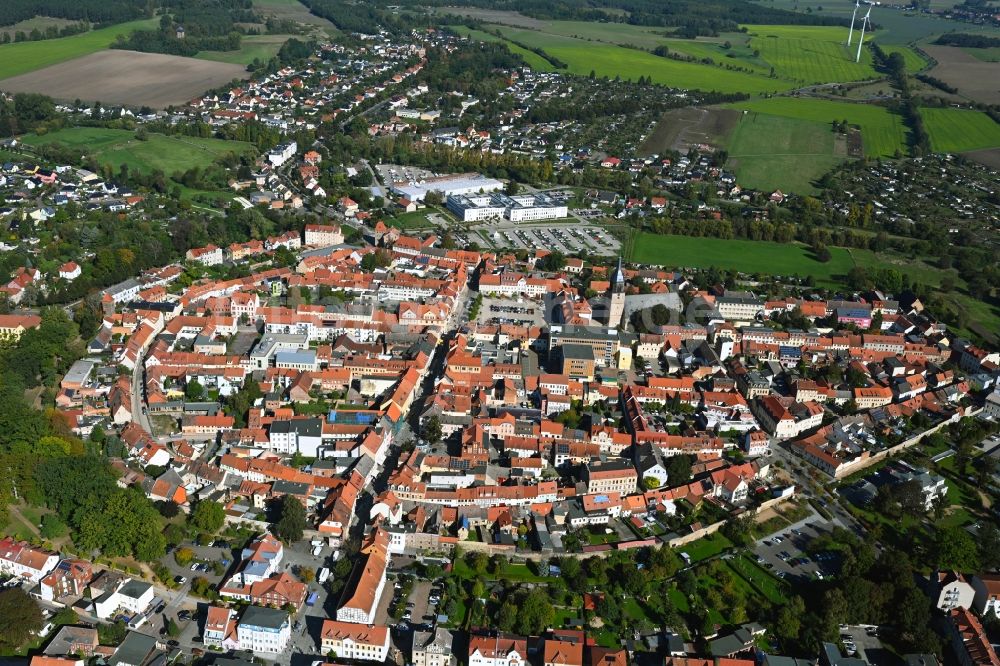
607, 256, 626, 328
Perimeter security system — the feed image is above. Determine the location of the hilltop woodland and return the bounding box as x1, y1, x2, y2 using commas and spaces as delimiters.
112, 0, 257, 56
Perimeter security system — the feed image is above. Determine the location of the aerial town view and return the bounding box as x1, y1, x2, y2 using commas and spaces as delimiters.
0, 1, 999, 666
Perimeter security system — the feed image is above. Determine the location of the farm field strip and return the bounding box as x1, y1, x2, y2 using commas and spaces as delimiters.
0, 18, 158, 80
492, 26, 795, 93
921, 107, 1000, 153
195, 34, 294, 65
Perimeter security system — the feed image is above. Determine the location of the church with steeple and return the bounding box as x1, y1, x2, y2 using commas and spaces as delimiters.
607, 256, 625, 328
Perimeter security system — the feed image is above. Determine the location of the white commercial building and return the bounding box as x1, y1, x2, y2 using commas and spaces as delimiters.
268, 141, 297, 168
389, 173, 502, 202
447, 193, 568, 223
236, 606, 290, 654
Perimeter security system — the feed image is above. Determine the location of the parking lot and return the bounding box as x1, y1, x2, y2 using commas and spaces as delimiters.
475, 297, 546, 327
376, 163, 436, 184
479, 222, 620, 256
838, 624, 889, 665
751, 513, 841, 581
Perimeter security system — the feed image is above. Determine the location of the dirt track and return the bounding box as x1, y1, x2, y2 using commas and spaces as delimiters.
0, 49, 247, 108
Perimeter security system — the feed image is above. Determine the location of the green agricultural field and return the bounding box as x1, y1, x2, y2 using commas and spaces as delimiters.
743, 24, 878, 83
882, 44, 929, 72
728, 98, 906, 157
196, 34, 293, 65
922, 107, 1000, 153
0, 18, 159, 80
726, 112, 846, 194
22, 128, 254, 176
495, 26, 794, 94
449, 26, 557, 71
630, 233, 858, 283
962, 46, 1000, 62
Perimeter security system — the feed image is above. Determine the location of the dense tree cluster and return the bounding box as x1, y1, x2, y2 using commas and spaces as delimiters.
0, 0, 149, 28
112, 0, 255, 56
933, 32, 1000, 48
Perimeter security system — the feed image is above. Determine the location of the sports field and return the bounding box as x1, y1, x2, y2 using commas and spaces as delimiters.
921, 108, 1000, 153
728, 98, 906, 157
449, 26, 557, 71
0, 18, 158, 79
494, 27, 794, 93
743, 25, 878, 83
726, 113, 845, 194
22, 128, 254, 175
629, 233, 857, 283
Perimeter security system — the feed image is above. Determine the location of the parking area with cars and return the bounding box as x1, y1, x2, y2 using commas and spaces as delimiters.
838, 624, 888, 665
752, 516, 841, 581
475, 297, 547, 327
479, 222, 620, 255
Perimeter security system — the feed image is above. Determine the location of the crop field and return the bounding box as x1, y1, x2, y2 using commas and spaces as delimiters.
0, 17, 158, 79
744, 25, 878, 82
196, 34, 294, 65
639, 107, 741, 155
494, 27, 795, 93
22, 128, 254, 176
726, 113, 845, 194
252, 0, 338, 32
921, 108, 1000, 153
449, 26, 557, 71
728, 98, 906, 157
922, 45, 1000, 104
963, 46, 1000, 62
0, 50, 247, 108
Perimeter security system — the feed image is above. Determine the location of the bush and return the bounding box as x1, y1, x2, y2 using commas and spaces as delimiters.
174, 547, 195, 566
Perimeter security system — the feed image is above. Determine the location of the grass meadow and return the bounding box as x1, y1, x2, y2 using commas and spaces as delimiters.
0, 18, 158, 80
196, 34, 293, 65
728, 98, 906, 157
921, 107, 1000, 153
726, 112, 845, 194
22, 127, 254, 175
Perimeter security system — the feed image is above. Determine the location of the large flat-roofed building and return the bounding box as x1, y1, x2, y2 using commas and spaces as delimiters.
447, 193, 569, 223
389, 173, 503, 202
549, 325, 626, 368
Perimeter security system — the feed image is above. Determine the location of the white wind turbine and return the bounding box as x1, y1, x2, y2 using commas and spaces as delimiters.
855, 6, 872, 63
847, 0, 860, 45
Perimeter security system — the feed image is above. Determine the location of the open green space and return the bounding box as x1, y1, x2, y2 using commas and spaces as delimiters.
679, 530, 733, 563
728, 98, 906, 157
921, 107, 1000, 153
492, 26, 795, 94
196, 34, 293, 65
21, 127, 254, 176
726, 112, 845, 194
449, 26, 556, 71
0, 18, 159, 80
630, 233, 857, 283
744, 24, 878, 82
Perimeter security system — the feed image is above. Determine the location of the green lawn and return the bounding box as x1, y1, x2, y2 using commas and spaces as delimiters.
196, 34, 293, 65
0, 18, 159, 80
386, 209, 438, 230
679, 531, 733, 563
728, 554, 788, 604
921, 107, 1000, 153
450, 26, 557, 71
726, 112, 845, 194
494, 26, 795, 94
22, 127, 255, 175
728, 98, 906, 157
744, 24, 878, 83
